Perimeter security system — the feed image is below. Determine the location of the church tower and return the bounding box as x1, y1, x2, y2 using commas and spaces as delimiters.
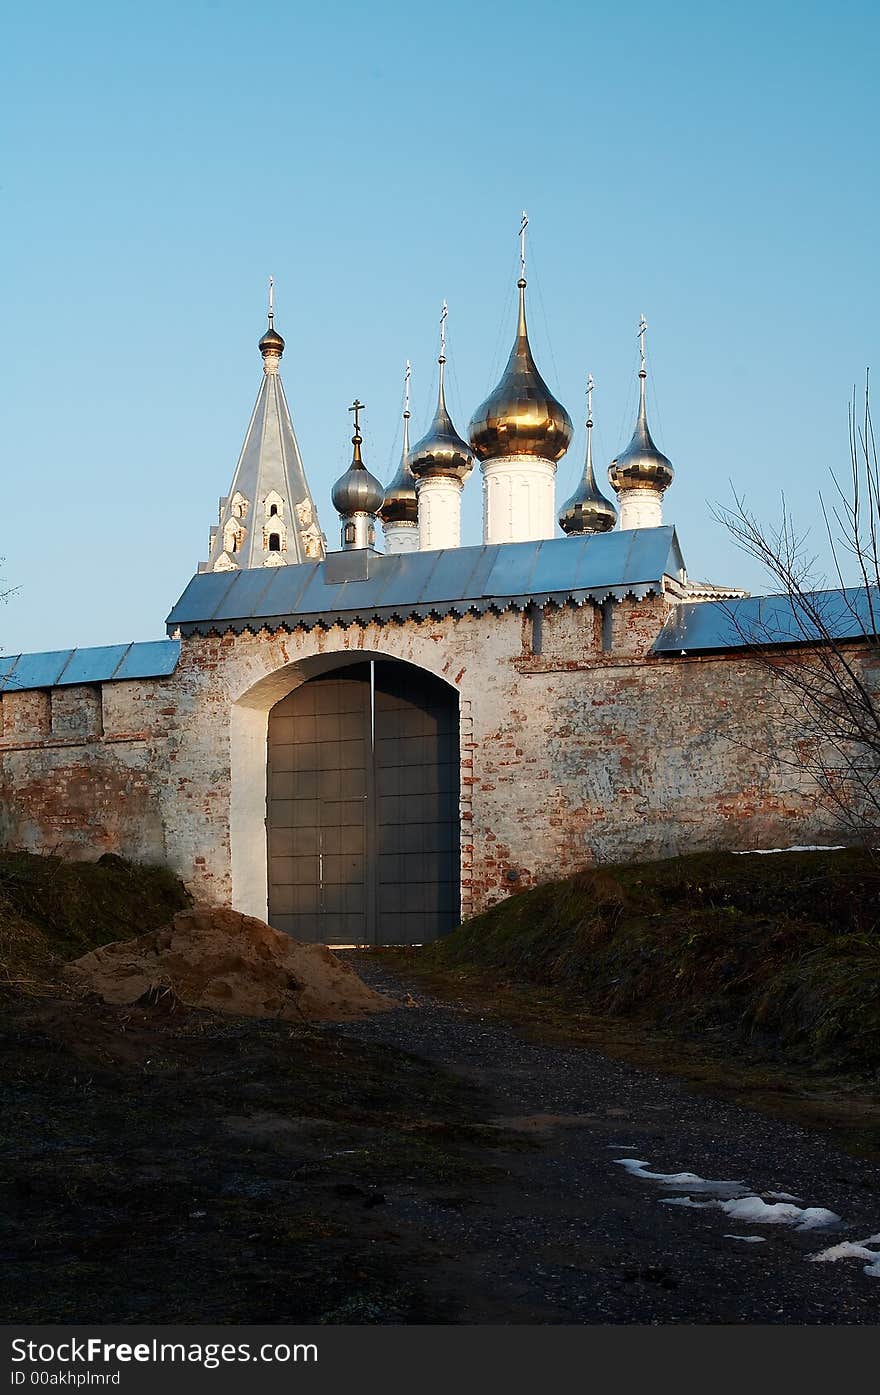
378, 361, 420, 554
469, 215, 573, 544
558, 375, 617, 535
200, 281, 325, 573
409, 304, 474, 551
608, 317, 674, 530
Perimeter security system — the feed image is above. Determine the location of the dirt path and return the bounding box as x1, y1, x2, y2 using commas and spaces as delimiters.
3, 954, 879, 1324
339, 952, 880, 1323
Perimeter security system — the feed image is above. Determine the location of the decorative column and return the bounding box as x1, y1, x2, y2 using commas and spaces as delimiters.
417, 476, 464, 550
482, 456, 557, 543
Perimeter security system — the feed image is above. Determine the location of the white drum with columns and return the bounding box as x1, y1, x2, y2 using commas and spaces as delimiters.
382, 520, 420, 554
482, 456, 557, 544
416, 477, 463, 551
616, 488, 664, 531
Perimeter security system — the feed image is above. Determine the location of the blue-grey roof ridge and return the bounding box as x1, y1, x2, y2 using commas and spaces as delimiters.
0, 639, 181, 694
652, 585, 880, 654
167, 528, 687, 635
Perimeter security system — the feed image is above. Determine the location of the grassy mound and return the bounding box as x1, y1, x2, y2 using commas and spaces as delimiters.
425, 849, 880, 1076
0, 852, 190, 991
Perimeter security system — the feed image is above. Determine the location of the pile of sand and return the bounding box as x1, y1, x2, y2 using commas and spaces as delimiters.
66, 907, 395, 1022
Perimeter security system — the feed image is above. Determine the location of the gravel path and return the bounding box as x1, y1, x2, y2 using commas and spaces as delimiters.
340, 952, 880, 1323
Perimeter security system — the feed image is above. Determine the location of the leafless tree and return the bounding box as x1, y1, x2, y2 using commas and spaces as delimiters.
713, 375, 880, 841
1, 560, 19, 664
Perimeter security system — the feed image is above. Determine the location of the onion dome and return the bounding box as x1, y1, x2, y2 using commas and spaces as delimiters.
259, 322, 285, 358
331, 402, 385, 517
259, 275, 285, 359
379, 362, 418, 526
468, 277, 573, 463
608, 319, 674, 495
559, 377, 617, 534
410, 308, 474, 484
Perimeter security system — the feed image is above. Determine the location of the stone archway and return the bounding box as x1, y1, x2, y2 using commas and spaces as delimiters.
230, 653, 460, 944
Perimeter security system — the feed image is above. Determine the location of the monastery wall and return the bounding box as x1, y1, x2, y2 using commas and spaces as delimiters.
0, 678, 173, 865
0, 597, 849, 924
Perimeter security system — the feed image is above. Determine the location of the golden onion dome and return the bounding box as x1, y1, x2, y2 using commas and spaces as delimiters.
258, 317, 285, 359
608, 365, 673, 495
469, 278, 573, 464
559, 387, 617, 535
379, 400, 418, 526
409, 353, 474, 484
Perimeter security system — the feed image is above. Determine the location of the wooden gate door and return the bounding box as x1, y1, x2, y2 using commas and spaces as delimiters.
267, 660, 459, 944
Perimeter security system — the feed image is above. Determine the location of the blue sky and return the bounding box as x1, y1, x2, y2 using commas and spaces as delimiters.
2, 0, 878, 651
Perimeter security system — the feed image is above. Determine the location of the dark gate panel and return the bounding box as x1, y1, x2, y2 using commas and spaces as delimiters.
266, 660, 459, 945
374, 664, 460, 944
267, 667, 371, 945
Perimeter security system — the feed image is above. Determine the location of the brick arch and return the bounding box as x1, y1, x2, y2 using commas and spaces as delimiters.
230, 647, 468, 927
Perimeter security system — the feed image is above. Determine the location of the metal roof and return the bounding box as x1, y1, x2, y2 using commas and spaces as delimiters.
653, 585, 880, 654
167, 527, 687, 635
0, 639, 181, 693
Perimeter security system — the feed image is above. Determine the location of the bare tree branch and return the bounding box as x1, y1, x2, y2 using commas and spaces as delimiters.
712, 374, 880, 843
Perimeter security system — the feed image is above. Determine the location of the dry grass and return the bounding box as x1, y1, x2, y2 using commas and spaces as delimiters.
0, 851, 190, 993
419, 849, 880, 1078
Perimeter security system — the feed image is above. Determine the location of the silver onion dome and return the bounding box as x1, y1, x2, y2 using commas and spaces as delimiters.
331, 423, 385, 517
410, 346, 474, 484
608, 323, 673, 495
559, 381, 617, 534
331, 402, 385, 550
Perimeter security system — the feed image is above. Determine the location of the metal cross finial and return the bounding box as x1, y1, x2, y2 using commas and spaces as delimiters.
519, 210, 529, 278
349, 398, 365, 434
586, 373, 594, 424
404, 360, 411, 417
439, 300, 448, 360
268, 275, 275, 325
638, 314, 647, 373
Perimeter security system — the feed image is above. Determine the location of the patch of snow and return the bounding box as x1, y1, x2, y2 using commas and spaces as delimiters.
614, 1158, 746, 1198
660, 1197, 712, 1209
732, 846, 846, 856
811, 1234, 880, 1279
724, 1234, 767, 1243
764, 1191, 803, 1202
723, 1197, 840, 1230
660, 1195, 840, 1230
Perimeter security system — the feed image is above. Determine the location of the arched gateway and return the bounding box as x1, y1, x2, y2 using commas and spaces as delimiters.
266, 658, 460, 945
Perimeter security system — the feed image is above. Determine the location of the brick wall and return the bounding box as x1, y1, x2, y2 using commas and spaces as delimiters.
0, 594, 853, 920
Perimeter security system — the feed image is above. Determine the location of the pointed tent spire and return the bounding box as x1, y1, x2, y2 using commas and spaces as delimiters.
608, 315, 674, 498
379, 359, 418, 526
201, 284, 325, 572
469, 213, 572, 464
410, 303, 474, 483
559, 374, 618, 535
